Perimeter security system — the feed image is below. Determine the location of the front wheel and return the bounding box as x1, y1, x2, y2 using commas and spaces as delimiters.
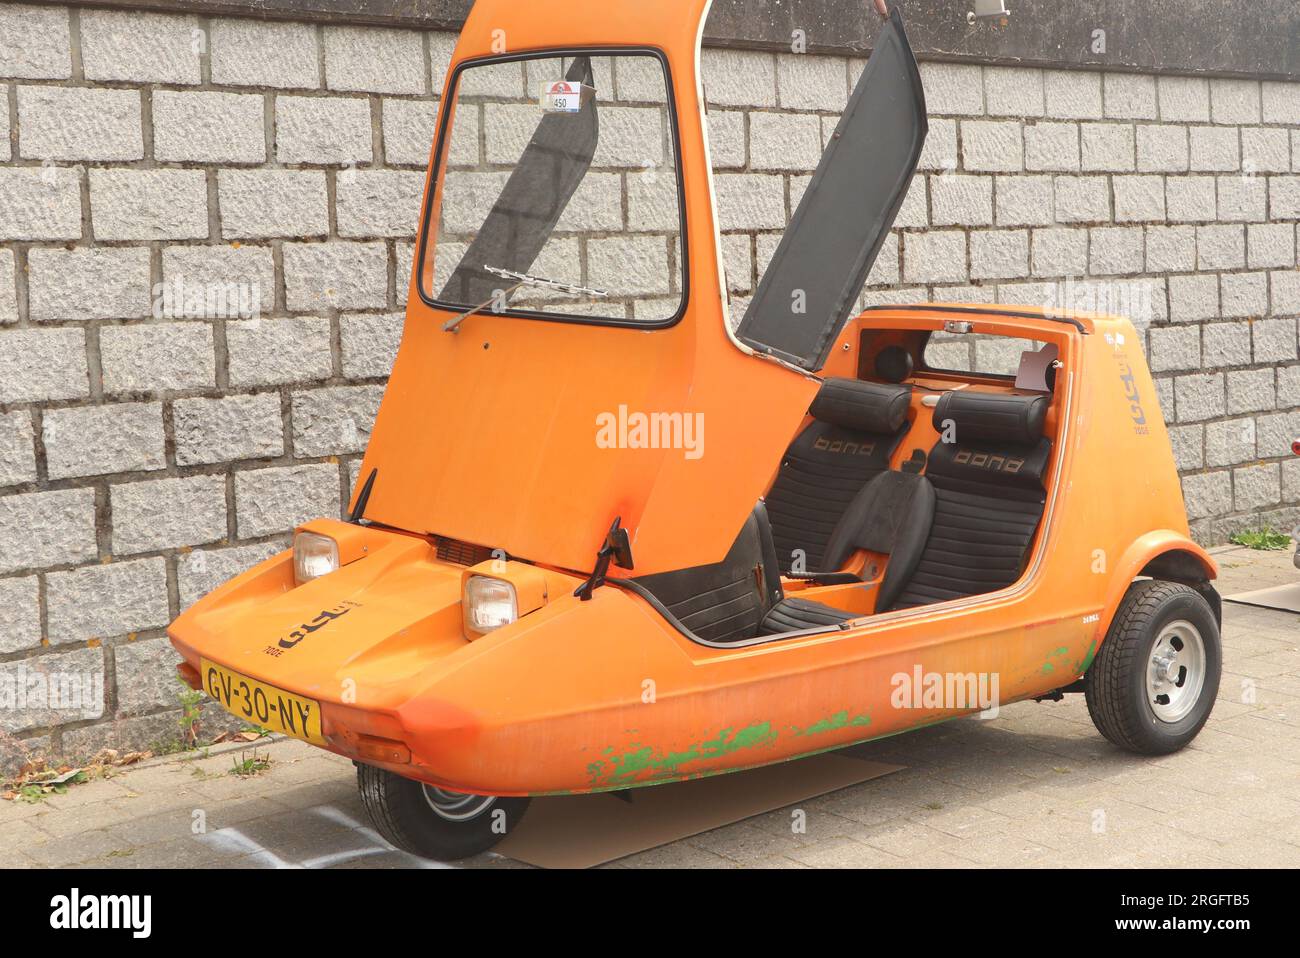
357, 764, 531, 860
1085, 579, 1221, 755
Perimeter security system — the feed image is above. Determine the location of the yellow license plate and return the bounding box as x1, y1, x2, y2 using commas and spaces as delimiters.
200, 659, 326, 746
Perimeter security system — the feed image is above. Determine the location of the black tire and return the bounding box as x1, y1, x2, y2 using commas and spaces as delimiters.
356, 764, 530, 860
1085, 579, 1221, 755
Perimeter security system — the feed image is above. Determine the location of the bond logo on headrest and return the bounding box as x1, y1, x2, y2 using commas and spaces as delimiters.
953, 449, 1025, 474
815, 437, 876, 457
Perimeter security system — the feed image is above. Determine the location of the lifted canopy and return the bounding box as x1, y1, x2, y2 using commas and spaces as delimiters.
737, 7, 927, 371
352, 0, 929, 577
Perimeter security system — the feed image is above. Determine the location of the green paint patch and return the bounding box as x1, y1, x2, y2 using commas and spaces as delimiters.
1041, 644, 1074, 676
538, 710, 975, 797
586, 721, 778, 788
584, 708, 873, 789
795, 710, 872, 736
1075, 638, 1099, 674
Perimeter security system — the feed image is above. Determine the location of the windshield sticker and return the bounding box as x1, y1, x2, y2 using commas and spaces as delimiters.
539, 80, 591, 114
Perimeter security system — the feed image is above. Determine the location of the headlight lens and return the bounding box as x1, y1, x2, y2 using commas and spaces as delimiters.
464, 575, 518, 634
294, 532, 339, 584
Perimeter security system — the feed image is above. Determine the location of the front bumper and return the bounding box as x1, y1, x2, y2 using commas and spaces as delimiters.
168, 518, 589, 792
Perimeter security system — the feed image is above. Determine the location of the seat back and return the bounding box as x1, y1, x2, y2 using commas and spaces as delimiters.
633, 502, 783, 643
820, 464, 936, 612
888, 390, 1052, 611
765, 378, 912, 573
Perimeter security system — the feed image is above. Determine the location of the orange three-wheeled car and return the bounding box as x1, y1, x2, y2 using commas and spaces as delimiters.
169, 0, 1223, 860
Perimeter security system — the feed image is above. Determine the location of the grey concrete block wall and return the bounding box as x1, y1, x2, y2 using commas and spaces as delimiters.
0, 2, 1297, 769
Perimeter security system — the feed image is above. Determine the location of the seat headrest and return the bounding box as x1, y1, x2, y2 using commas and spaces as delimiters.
810, 378, 912, 435
931, 390, 1048, 445
874, 345, 914, 384
927, 436, 1052, 490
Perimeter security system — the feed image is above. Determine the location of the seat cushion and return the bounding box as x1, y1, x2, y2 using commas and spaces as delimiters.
760, 596, 857, 634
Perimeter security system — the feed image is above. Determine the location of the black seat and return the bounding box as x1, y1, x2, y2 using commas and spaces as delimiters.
633, 502, 784, 644
636, 390, 1053, 639
887, 390, 1052, 611
759, 463, 936, 632
764, 377, 912, 574
820, 466, 936, 610
635, 502, 863, 640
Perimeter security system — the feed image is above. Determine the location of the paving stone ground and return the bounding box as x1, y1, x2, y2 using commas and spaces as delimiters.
3, 545, 1297, 869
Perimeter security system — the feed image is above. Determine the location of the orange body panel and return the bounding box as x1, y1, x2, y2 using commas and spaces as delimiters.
168, 2, 1215, 797
352, 0, 818, 578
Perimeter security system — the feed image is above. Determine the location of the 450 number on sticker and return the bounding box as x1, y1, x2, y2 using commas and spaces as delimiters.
201, 658, 326, 746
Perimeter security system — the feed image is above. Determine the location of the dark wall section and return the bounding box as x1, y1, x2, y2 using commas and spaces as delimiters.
37, 0, 1300, 80
707, 0, 1298, 81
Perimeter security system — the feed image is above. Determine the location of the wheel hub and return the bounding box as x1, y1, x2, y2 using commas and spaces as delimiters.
1146, 620, 1206, 724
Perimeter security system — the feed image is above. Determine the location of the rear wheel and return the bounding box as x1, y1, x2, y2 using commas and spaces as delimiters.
357, 764, 530, 860
1085, 579, 1221, 755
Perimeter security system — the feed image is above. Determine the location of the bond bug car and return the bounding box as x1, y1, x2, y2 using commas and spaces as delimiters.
169, 0, 1223, 860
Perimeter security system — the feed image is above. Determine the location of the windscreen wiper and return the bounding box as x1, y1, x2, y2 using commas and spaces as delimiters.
574, 517, 634, 601
442, 265, 608, 333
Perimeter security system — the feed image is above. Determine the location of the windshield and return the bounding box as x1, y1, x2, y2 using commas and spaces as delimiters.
418, 51, 685, 326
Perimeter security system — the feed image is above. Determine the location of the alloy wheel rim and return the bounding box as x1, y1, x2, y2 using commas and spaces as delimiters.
1146, 619, 1206, 724
421, 785, 496, 822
